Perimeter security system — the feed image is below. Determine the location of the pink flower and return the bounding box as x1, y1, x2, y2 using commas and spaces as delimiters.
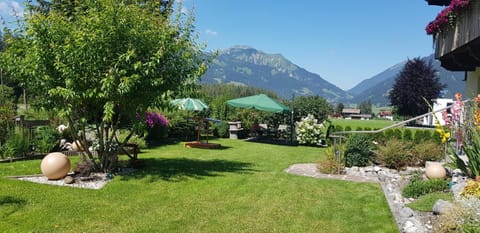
425, 0, 469, 35
138, 112, 169, 128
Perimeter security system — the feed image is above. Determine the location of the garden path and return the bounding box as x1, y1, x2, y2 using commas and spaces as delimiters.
284, 163, 380, 183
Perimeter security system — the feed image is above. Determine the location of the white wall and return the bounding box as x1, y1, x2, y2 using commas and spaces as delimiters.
421, 98, 454, 126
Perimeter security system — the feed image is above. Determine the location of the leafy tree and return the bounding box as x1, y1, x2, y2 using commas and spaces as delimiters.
2, 0, 207, 172
291, 95, 332, 122
358, 100, 372, 114
389, 57, 446, 117
335, 102, 344, 115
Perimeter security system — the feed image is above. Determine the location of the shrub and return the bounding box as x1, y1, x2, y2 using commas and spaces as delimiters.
376, 139, 413, 170
344, 134, 375, 167
295, 114, 324, 145
371, 131, 384, 144
393, 128, 403, 140
414, 130, 433, 143
0, 102, 15, 146
0, 129, 30, 158
167, 115, 197, 141
412, 140, 445, 166
432, 130, 444, 145
355, 126, 363, 131
383, 129, 396, 140
318, 146, 343, 174
213, 121, 229, 138
334, 125, 343, 132
117, 130, 146, 149
403, 128, 413, 141
402, 178, 449, 198
145, 124, 169, 143
32, 126, 60, 154
344, 126, 352, 132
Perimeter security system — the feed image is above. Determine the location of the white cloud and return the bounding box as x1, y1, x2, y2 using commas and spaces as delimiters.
0, 2, 9, 15
205, 29, 218, 36
0, 0, 24, 18
10, 1, 23, 17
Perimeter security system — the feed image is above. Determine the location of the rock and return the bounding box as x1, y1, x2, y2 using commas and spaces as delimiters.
393, 193, 404, 203
451, 181, 467, 199
64, 175, 74, 184
432, 199, 453, 215
451, 176, 458, 183
374, 166, 382, 172
403, 218, 426, 233
378, 173, 388, 182
399, 207, 414, 218
451, 168, 464, 177
402, 220, 418, 233
364, 166, 375, 172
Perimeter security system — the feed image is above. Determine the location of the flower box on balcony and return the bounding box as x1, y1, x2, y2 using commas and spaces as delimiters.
432, 0, 480, 70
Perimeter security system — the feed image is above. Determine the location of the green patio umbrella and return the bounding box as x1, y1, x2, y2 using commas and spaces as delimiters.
171, 98, 209, 111
226, 94, 289, 113
171, 98, 209, 142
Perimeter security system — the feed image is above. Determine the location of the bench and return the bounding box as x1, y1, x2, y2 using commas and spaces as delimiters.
120, 143, 139, 160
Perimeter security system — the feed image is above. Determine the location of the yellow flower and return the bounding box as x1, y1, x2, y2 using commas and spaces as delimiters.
444, 132, 450, 139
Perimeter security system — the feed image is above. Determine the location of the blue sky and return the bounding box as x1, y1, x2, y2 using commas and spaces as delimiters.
188, 0, 444, 90
0, 0, 445, 90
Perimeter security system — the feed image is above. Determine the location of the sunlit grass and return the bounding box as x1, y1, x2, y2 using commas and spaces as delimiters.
0, 139, 397, 232
407, 191, 454, 212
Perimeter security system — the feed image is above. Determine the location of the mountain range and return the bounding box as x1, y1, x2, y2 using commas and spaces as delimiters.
200, 46, 465, 105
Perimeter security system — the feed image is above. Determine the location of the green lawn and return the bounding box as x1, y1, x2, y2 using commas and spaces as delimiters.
407, 191, 454, 212
0, 139, 397, 233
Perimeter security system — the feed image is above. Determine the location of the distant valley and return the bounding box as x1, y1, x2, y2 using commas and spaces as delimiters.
200, 46, 465, 105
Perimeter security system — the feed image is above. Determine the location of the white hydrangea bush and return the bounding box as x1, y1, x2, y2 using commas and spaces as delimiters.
295, 114, 324, 145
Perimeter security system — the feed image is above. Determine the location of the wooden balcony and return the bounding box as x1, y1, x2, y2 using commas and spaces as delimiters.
434, 0, 480, 71
425, 0, 451, 6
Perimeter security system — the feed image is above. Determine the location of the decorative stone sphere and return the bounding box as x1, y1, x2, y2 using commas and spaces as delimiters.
425, 162, 446, 179
41, 152, 71, 180
71, 140, 84, 152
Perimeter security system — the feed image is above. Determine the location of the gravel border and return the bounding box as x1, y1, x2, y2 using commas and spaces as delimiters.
9, 172, 112, 190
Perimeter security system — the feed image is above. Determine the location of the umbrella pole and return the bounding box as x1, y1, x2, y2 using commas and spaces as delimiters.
197, 117, 201, 142
290, 94, 295, 145
205, 119, 209, 144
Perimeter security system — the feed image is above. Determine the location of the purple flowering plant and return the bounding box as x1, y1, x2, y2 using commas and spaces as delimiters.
136, 112, 169, 128
426, 0, 470, 35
